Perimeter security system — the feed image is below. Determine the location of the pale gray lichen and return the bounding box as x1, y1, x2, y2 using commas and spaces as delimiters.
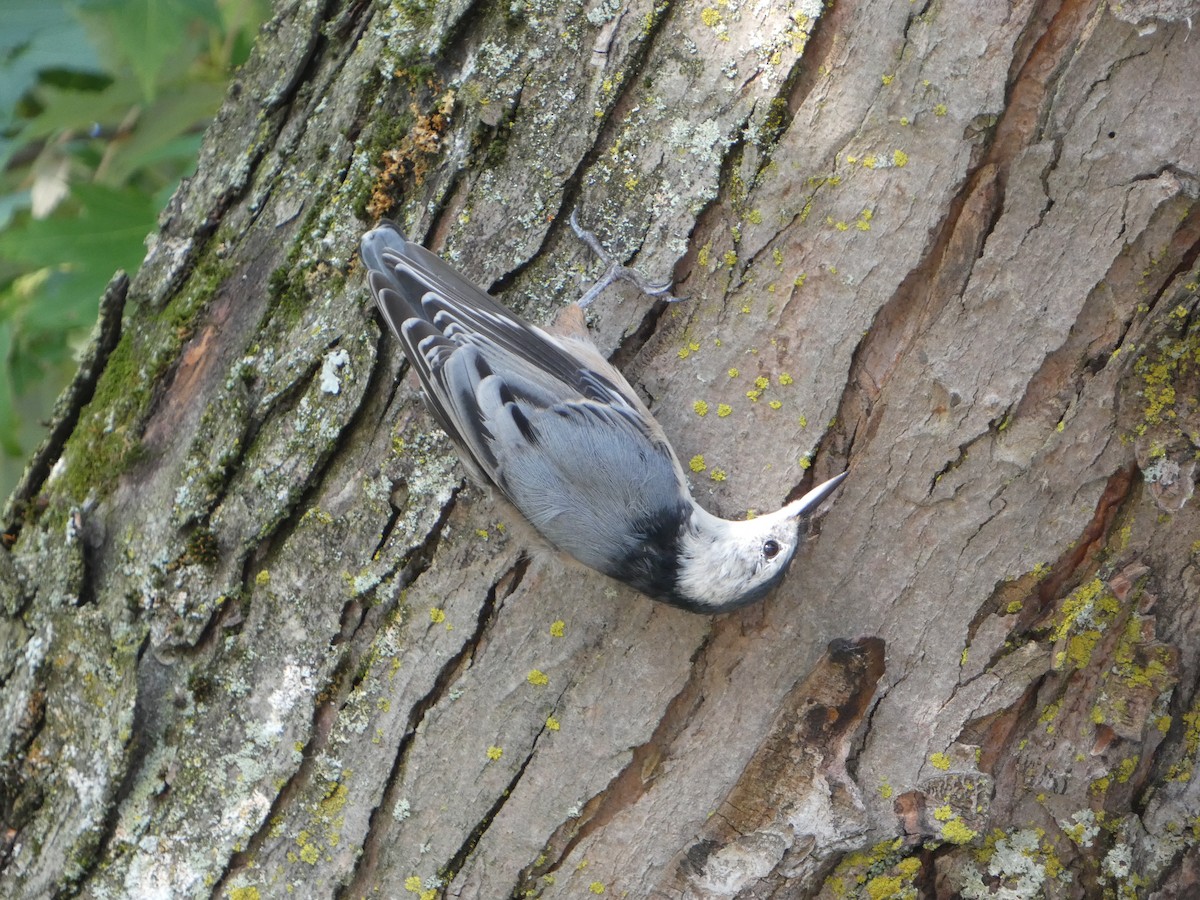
959, 829, 1048, 900
586, 0, 621, 26
1102, 842, 1133, 881
1059, 808, 1100, 848
320, 348, 351, 394
666, 118, 728, 167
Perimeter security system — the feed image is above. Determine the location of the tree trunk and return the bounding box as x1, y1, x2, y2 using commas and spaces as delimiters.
3, 0, 1199, 896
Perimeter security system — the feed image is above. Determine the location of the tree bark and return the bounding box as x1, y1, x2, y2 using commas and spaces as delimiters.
3, 0, 1199, 897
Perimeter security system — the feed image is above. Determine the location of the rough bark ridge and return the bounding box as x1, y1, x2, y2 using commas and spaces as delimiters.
2, 0, 1199, 897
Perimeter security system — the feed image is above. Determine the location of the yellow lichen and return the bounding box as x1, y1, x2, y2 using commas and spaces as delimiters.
717, 404, 732, 417
897, 857, 921, 878
866, 876, 901, 899
486, 745, 503, 760
527, 669, 549, 686
693, 400, 709, 416
429, 607, 446, 624
1064, 630, 1102, 669
1039, 700, 1062, 725
941, 817, 978, 844
1115, 756, 1139, 783
1052, 578, 1106, 643
689, 455, 707, 472
930, 753, 951, 770
550, 619, 565, 637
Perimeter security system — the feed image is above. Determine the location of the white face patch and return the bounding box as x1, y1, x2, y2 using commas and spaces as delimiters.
675, 507, 801, 612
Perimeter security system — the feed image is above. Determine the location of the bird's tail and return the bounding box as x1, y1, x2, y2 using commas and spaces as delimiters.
360, 222, 433, 335
361, 221, 510, 330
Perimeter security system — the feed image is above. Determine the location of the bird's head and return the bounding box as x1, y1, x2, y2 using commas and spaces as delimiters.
673, 472, 846, 613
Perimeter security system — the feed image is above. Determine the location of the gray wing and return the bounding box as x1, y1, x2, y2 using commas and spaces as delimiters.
481, 385, 691, 576
360, 222, 691, 564
362, 224, 635, 407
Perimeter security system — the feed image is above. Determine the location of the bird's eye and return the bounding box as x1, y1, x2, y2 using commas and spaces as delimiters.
763, 539, 781, 560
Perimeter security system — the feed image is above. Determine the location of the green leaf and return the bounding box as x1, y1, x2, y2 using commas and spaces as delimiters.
217, 0, 273, 68
102, 78, 226, 184
0, 191, 33, 231
0, 181, 156, 474
16, 268, 107, 337
136, 132, 207, 177
0, 0, 101, 130
0, 320, 22, 456
17, 78, 144, 144
71, 0, 223, 103
0, 183, 155, 275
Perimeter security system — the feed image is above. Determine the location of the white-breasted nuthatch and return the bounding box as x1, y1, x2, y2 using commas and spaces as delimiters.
360, 220, 846, 613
